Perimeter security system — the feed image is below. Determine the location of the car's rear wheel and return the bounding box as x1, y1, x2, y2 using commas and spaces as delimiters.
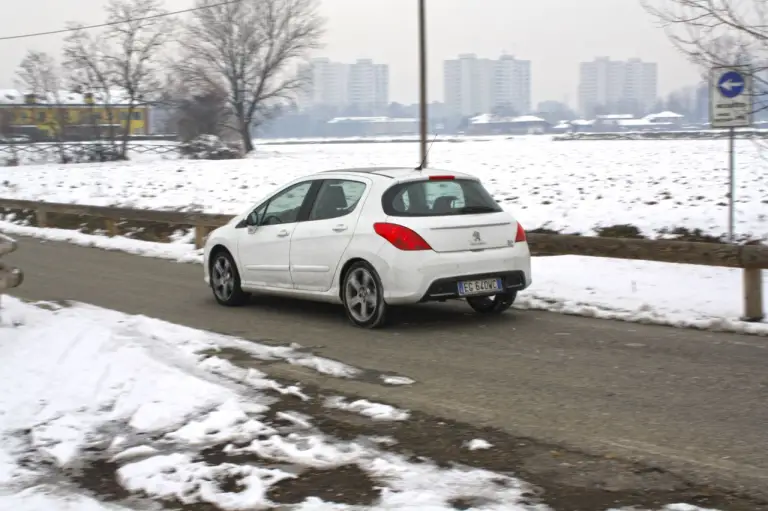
342, 262, 388, 328
210, 250, 249, 306
466, 291, 517, 314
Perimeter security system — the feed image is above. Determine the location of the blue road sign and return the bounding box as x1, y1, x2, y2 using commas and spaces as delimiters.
717, 71, 746, 98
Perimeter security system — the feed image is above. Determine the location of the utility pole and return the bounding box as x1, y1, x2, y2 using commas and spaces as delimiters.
418, 0, 428, 166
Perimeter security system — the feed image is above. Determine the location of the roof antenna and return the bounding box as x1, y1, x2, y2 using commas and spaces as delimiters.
415, 133, 438, 171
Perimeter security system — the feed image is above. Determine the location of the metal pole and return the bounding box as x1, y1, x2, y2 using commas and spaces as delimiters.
728, 127, 735, 243
418, 0, 428, 166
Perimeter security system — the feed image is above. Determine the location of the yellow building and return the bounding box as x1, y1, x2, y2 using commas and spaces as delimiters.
0, 90, 150, 141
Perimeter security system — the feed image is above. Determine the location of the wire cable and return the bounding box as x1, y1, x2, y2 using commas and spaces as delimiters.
0, 0, 239, 41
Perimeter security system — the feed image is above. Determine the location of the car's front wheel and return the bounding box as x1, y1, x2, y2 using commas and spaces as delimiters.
210, 250, 249, 306
466, 291, 517, 314
342, 262, 388, 328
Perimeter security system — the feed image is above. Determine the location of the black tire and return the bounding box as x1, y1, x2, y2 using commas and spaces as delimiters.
209, 250, 249, 306
341, 261, 388, 328
466, 291, 517, 314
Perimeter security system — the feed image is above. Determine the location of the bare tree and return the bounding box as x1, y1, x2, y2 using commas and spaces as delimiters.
178, 0, 324, 153
16, 50, 72, 161
103, 0, 172, 155
641, 0, 768, 117
64, 0, 171, 158
63, 28, 119, 147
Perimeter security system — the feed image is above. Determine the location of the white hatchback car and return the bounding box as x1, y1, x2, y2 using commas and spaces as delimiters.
203, 167, 531, 328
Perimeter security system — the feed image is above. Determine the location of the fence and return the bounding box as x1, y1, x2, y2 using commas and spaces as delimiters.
0, 142, 179, 161
0, 197, 764, 322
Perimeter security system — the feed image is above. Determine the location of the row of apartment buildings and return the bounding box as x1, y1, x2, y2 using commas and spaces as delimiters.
300, 55, 659, 119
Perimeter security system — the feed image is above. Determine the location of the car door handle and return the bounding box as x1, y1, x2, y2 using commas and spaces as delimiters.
332, 224, 348, 232
277, 229, 289, 237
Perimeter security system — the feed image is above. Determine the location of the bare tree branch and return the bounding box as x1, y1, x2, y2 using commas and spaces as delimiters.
16, 50, 71, 162
63, 0, 172, 158
641, 0, 768, 118
177, 0, 324, 152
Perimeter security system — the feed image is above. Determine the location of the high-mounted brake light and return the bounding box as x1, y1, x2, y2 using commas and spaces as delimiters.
428, 175, 455, 180
515, 222, 527, 243
374, 222, 432, 251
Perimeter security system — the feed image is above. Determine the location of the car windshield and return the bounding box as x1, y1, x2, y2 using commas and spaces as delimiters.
382, 178, 502, 217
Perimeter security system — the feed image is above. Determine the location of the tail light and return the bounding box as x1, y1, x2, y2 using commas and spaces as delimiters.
515, 222, 527, 242
374, 222, 432, 251
429, 175, 455, 180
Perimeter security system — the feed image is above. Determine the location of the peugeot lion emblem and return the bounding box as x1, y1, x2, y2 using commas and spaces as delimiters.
472, 231, 481, 242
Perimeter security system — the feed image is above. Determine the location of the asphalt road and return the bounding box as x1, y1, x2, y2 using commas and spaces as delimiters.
6, 236, 768, 499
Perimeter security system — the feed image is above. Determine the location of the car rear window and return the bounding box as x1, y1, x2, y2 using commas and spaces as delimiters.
382, 178, 502, 217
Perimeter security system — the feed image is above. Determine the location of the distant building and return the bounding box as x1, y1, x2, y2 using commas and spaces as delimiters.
324, 116, 417, 137
443, 54, 531, 117
578, 57, 658, 118
348, 59, 389, 114
0, 89, 150, 141
297, 58, 389, 114
467, 114, 549, 135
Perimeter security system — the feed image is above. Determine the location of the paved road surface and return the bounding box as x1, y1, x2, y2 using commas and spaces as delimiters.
6, 237, 768, 498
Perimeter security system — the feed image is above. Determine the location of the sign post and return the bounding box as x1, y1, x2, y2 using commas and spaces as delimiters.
709, 65, 753, 243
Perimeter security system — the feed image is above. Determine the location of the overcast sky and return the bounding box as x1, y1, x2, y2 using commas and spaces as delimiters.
0, 0, 700, 107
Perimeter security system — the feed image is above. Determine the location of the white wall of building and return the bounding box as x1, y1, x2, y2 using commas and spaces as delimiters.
348, 59, 389, 113
578, 57, 658, 117
299, 58, 389, 113
443, 54, 532, 117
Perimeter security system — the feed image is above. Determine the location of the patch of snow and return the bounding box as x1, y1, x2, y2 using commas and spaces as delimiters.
465, 439, 493, 451
517, 255, 768, 336
381, 375, 416, 386
0, 485, 133, 510
0, 296, 547, 510
324, 396, 410, 421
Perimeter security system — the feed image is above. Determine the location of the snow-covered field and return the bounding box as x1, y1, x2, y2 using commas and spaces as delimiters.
0, 137, 766, 239
0, 296, 725, 510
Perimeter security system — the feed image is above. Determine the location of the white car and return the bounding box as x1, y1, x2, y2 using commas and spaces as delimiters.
203, 167, 532, 328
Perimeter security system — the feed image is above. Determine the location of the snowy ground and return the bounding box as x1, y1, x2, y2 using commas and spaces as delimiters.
0, 296, 726, 510
0, 137, 766, 240
2, 219, 766, 335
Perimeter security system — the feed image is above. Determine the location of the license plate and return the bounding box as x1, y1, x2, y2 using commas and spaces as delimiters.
458, 278, 502, 296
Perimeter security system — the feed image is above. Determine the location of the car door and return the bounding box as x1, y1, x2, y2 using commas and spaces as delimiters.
289, 179, 369, 291
237, 180, 317, 288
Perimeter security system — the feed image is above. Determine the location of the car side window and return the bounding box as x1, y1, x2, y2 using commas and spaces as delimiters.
248, 181, 313, 226
308, 179, 367, 221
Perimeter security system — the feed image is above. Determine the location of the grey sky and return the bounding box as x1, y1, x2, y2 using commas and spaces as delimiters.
0, 0, 699, 107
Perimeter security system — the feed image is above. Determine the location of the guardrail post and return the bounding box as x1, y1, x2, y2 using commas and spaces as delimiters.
194, 225, 208, 250
105, 218, 119, 237
35, 208, 48, 227
742, 268, 764, 322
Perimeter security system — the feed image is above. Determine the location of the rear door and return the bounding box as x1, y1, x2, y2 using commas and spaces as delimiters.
382, 176, 517, 253
289, 178, 369, 291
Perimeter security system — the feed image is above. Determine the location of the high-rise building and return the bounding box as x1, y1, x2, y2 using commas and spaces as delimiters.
348, 59, 389, 113
298, 57, 349, 109
443, 54, 531, 117
578, 57, 658, 117
297, 58, 389, 114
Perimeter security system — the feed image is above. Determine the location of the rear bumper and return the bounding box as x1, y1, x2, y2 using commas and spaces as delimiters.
376, 243, 532, 305
419, 270, 527, 302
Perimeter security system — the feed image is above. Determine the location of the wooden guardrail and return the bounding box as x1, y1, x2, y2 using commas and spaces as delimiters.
0, 197, 764, 322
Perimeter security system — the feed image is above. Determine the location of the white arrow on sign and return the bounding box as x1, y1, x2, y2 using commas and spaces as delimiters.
720, 79, 744, 91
